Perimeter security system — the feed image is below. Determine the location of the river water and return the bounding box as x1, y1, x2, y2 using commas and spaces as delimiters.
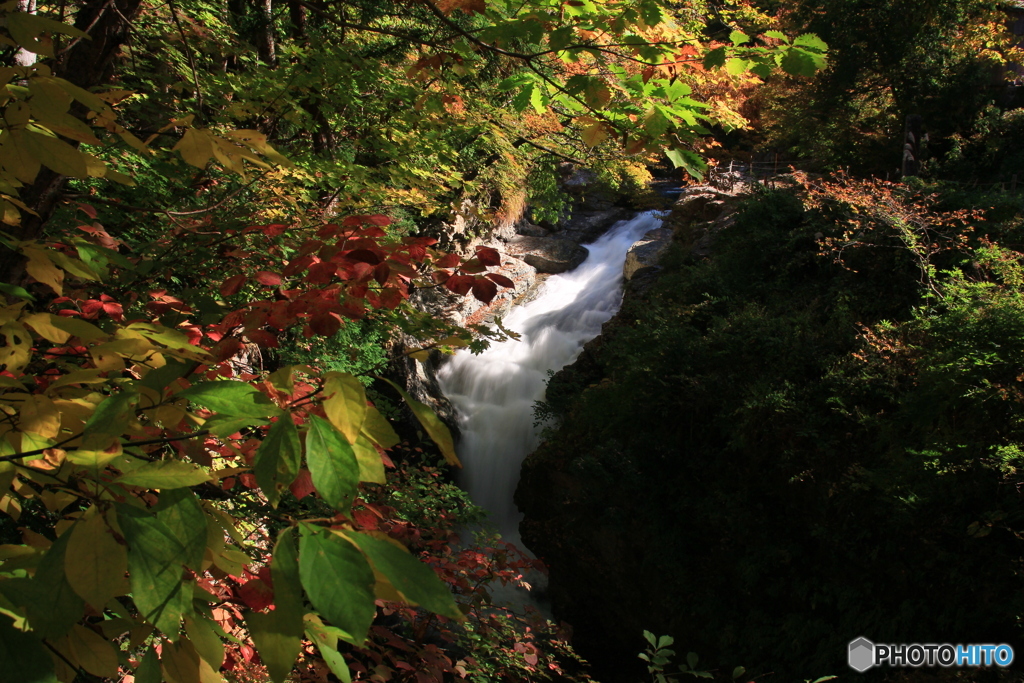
437, 212, 663, 543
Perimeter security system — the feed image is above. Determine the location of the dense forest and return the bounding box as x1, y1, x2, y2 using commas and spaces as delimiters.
0, 0, 1021, 681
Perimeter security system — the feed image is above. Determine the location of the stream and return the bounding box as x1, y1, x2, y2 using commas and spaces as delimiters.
437, 211, 663, 544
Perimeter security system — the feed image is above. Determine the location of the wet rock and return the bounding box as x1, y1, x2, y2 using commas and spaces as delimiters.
623, 227, 674, 280
557, 206, 634, 244
506, 236, 589, 275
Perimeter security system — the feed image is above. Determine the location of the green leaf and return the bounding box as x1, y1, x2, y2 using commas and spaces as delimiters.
21, 527, 84, 639
116, 503, 193, 638
793, 33, 828, 52
304, 616, 352, 683
703, 46, 727, 69
780, 49, 819, 78
346, 532, 461, 620
116, 459, 212, 489
306, 415, 359, 511
134, 646, 162, 683
153, 488, 208, 572
687, 652, 699, 669
248, 530, 303, 683
380, 378, 460, 467
254, 417, 302, 508
184, 615, 224, 669
0, 616, 58, 683
82, 388, 139, 449
178, 381, 282, 418
204, 415, 268, 438
530, 84, 546, 115
657, 635, 674, 649
764, 30, 789, 42
729, 30, 749, 46
298, 525, 375, 644
725, 58, 748, 76
732, 666, 746, 679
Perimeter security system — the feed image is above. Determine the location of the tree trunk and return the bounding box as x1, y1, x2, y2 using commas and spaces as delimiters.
12, 0, 37, 67
254, 0, 277, 65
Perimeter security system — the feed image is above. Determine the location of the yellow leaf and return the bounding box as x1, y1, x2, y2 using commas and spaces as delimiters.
48, 316, 105, 342
0, 303, 27, 325
22, 312, 71, 343
67, 624, 119, 678
360, 405, 399, 450
20, 394, 60, 439
173, 128, 215, 169
22, 127, 90, 177
0, 128, 42, 184
381, 378, 460, 467
352, 434, 385, 484
0, 321, 32, 373
65, 511, 127, 608
0, 494, 22, 520
323, 372, 367, 444
45, 369, 107, 394
52, 397, 98, 439
22, 246, 63, 295
582, 122, 609, 148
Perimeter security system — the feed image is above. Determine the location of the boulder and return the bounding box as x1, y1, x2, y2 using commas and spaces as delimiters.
623, 227, 674, 280
557, 206, 633, 243
506, 235, 589, 274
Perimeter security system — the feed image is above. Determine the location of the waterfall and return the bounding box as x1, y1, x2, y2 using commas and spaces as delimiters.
437, 212, 663, 542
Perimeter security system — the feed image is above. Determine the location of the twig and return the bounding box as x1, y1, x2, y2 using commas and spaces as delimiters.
165, 0, 206, 118
0, 430, 211, 464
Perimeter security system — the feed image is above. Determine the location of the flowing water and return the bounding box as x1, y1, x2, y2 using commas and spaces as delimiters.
437, 212, 663, 543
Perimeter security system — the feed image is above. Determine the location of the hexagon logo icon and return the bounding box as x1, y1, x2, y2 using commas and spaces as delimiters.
848, 637, 875, 672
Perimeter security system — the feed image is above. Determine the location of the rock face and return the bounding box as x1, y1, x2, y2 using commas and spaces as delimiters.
623, 227, 673, 280
506, 235, 589, 274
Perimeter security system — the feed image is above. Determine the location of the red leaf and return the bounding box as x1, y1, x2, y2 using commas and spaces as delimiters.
283, 255, 314, 277
102, 301, 124, 320
309, 312, 342, 337
247, 330, 279, 348
289, 469, 315, 500
379, 287, 405, 309
259, 224, 289, 237
346, 249, 383, 265
306, 261, 338, 285
475, 246, 501, 267
80, 300, 104, 320
446, 275, 474, 295
76, 202, 98, 219
485, 273, 515, 288
435, 253, 461, 268
374, 262, 391, 286
220, 274, 247, 297
471, 277, 498, 304
237, 578, 274, 611
213, 337, 243, 363
366, 214, 392, 227
339, 298, 366, 319
255, 271, 282, 286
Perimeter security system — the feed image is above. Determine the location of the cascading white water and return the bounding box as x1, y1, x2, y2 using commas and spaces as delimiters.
437, 212, 663, 541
